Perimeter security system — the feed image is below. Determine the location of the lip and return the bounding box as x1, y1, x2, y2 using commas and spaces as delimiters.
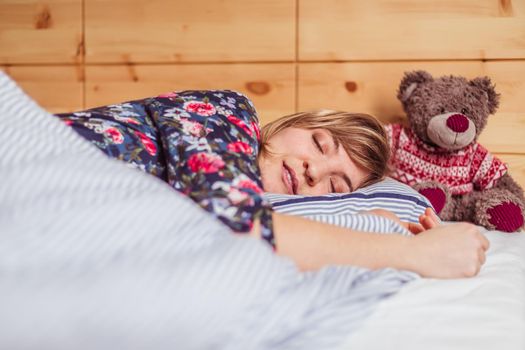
282, 162, 298, 195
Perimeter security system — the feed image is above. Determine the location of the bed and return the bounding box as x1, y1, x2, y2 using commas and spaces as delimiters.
1, 71, 524, 350
341, 228, 525, 350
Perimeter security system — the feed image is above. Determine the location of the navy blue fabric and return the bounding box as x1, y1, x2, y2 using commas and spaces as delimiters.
55, 91, 275, 246
271, 191, 430, 209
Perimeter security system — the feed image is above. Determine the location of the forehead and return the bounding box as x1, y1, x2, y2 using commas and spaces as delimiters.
277, 127, 343, 153
306, 128, 353, 163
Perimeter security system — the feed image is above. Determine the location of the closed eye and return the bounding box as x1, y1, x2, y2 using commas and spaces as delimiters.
312, 135, 323, 154
331, 176, 352, 193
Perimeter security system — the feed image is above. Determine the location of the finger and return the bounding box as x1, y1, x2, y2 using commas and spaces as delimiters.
474, 262, 481, 277
406, 222, 425, 234
419, 215, 433, 230
426, 208, 441, 226
478, 249, 486, 265
419, 213, 438, 230
478, 233, 490, 251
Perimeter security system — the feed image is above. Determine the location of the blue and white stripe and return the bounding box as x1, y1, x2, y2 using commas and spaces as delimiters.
299, 213, 412, 235
265, 177, 433, 233
0, 71, 417, 350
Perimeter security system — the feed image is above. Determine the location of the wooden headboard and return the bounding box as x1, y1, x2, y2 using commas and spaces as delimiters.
1, 0, 524, 187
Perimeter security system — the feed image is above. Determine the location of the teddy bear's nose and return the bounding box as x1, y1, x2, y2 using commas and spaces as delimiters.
446, 114, 469, 133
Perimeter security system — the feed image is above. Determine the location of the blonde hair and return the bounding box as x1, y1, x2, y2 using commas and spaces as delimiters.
260, 110, 390, 189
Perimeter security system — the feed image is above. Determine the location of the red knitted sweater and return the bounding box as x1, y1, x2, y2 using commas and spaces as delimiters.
385, 124, 507, 195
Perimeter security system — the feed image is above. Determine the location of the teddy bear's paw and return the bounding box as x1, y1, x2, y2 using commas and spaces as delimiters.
476, 192, 525, 232
419, 188, 446, 213
413, 182, 450, 214
486, 202, 524, 233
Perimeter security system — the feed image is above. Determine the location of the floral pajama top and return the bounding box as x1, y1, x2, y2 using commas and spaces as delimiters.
55, 90, 275, 247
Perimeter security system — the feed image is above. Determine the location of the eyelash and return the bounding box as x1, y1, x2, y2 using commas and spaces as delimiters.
312, 135, 323, 153
330, 178, 336, 192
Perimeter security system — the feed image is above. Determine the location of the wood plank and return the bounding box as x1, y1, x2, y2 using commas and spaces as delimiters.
299, 0, 525, 60
85, 0, 295, 63
85, 63, 295, 123
497, 154, 525, 190
478, 61, 525, 152
0, 66, 84, 113
298, 60, 525, 153
0, 0, 83, 64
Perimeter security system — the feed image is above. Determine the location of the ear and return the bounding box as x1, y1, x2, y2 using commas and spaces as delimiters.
469, 76, 500, 114
397, 70, 434, 103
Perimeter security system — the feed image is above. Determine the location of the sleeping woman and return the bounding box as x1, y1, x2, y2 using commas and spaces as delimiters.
55, 90, 489, 279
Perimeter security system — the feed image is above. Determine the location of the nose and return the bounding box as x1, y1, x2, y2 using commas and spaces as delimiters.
303, 160, 327, 187
446, 114, 469, 133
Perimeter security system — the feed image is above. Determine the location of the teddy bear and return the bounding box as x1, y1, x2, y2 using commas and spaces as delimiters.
385, 70, 525, 232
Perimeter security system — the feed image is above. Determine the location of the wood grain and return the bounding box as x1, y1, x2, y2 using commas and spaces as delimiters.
298, 61, 525, 153
0, 0, 83, 64
498, 153, 525, 189
299, 0, 525, 60
0, 66, 84, 113
85, 0, 295, 63
85, 63, 295, 123
1, 0, 523, 186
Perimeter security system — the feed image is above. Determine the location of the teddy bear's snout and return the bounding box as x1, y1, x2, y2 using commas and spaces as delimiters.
427, 112, 476, 150
446, 114, 469, 133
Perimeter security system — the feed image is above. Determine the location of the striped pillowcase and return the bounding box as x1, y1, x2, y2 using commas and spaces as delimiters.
264, 177, 433, 235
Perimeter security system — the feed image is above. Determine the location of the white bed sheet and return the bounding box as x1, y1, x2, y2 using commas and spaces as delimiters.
341, 228, 525, 350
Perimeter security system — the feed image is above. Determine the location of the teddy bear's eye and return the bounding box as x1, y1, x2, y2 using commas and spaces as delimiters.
461, 108, 469, 115
439, 107, 446, 114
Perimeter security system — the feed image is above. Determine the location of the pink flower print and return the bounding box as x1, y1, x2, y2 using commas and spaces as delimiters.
134, 131, 157, 156
183, 101, 216, 117
181, 119, 204, 137
188, 152, 225, 173
234, 175, 263, 194
105, 127, 124, 144
63, 120, 73, 126
227, 141, 253, 154
124, 118, 140, 125
158, 91, 178, 98
227, 115, 252, 136
251, 121, 260, 141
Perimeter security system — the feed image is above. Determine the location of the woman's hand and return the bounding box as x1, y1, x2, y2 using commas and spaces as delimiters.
361, 207, 440, 234
406, 222, 490, 278
408, 207, 440, 233
356, 208, 489, 278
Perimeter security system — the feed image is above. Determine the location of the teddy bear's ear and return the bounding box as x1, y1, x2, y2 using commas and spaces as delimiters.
397, 70, 434, 103
469, 77, 500, 114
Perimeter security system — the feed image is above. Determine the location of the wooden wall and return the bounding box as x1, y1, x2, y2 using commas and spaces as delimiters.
1, 0, 524, 187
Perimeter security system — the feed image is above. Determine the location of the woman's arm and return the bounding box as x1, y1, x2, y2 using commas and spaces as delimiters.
253, 212, 488, 279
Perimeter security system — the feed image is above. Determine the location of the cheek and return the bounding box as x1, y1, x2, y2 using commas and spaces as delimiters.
270, 131, 311, 157
305, 184, 328, 196
259, 156, 281, 192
